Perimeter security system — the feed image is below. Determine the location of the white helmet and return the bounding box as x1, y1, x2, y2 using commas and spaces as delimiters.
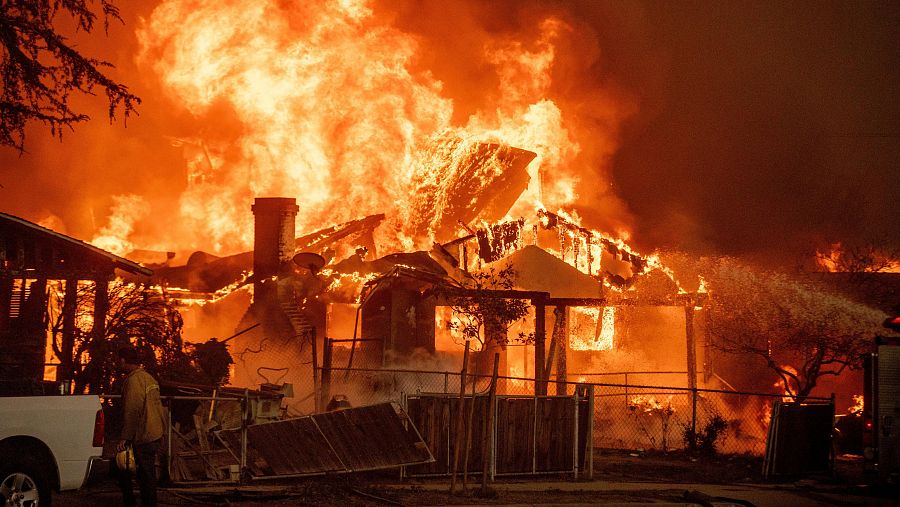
116, 447, 137, 473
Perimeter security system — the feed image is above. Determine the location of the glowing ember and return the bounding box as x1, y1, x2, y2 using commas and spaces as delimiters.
848, 394, 863, 415
628, 395, 675, 416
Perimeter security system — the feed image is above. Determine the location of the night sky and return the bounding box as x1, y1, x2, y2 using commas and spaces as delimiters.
1, 0, 898, 267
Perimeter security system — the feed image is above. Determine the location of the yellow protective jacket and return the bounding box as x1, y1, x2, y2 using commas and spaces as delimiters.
120, 368, 166, 444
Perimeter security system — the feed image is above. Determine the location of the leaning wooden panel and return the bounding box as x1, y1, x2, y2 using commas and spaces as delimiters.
312, 402, 433, 471
245, 417, 345, 475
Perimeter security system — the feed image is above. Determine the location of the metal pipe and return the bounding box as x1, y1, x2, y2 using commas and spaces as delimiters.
240, 389, 248, 483
572, 389, 579, 480
532, 394, 538, 474
587, 384, 594, 480
221, 323, 261, 343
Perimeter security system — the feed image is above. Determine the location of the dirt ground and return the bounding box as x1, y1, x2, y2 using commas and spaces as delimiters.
56, 450, 896, 506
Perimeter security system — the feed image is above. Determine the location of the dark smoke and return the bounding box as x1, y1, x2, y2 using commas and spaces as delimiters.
385, 0, 900, 265
2, 0, 898, 267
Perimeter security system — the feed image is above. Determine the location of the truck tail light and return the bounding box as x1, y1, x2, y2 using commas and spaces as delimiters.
93, 408, 105, 447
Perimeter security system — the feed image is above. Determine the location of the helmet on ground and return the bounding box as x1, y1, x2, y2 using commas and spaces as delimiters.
116, 447, 136, 473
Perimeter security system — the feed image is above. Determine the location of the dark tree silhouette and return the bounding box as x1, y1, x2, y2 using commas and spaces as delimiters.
703, 257, 885, 401
0, 0, 140, 152
49, 281, 199, 393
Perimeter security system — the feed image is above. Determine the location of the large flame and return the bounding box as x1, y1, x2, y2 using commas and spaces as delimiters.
569, 306, 615, 351
125, 0, 604, 254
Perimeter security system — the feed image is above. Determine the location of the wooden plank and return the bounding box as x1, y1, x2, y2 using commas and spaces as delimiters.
407, 397, 451, 474
246, 417, 344, 475
312, 403, 432, 472
535, 398, 574, 472
496, 398, 535, 473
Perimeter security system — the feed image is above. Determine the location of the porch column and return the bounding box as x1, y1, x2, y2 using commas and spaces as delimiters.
58, 278, 78, 382
685, 305, 697, 390
92, 277, 109, 343
534, 301, 547, 396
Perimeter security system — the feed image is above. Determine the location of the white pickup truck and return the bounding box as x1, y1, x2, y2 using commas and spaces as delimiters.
0, 395, 104, 506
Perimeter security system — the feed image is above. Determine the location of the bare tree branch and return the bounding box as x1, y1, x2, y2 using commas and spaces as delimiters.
1, 0, 140, 152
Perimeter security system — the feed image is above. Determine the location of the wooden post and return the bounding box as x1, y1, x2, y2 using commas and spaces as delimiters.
321, 337, 332, 410
586, 384, 595, 479
0, 277, 11, 333
450, 341, 470, 493
534, 301, 547, 396
691, 388, 698, 451
555, 306, 568, 395
240, 389, 249, 483
91, 277, 108, 343
28, 278, 48, 382
573, 386, 579, 480
685, 305, 697, 391
59, 278, 78, 382
461, 374, 477, 490
311, 327, 319, 412
481, 352, 500, 491
685, 305, 698, 448
701, 307, 713, 383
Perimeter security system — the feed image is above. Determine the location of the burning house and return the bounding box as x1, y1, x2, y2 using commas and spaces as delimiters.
126, 135, 707, 417
0, 213, 152, 394
2, 1, 897, 487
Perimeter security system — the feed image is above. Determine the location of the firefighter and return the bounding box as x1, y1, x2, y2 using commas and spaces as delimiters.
115, 346, 166, 507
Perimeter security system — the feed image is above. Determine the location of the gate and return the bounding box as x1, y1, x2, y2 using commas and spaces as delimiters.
403, 387, 593, 478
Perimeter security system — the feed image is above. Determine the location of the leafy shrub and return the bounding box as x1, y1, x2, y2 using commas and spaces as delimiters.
683, 414, 728, 454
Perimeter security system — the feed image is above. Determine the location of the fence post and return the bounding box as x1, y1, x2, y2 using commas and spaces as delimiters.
690, 387, 698, 451
444, 372, 449, 393
311, 327, 319, 412
240, 389, 249, 483
534, 301, 547, 395
481, 353, 500, 490
321, 337, 332, 410
166, 397, 173, 482
462, 377, 477, 490
450, 341, 470, 493
532, 392, 538, 474
586, 384, 594, 480
572, 386, 579, 480
624, 373, 629, 407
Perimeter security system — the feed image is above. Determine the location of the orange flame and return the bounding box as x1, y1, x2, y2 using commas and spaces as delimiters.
569, 306, 615, 351
132, 0, 593, 254
848, 394, 863, 415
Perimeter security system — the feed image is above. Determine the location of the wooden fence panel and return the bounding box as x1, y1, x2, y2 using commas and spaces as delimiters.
536, 397, 575, 472
406, 394, 584, 477
407, 397, 452, 474
496, 398, 536, 473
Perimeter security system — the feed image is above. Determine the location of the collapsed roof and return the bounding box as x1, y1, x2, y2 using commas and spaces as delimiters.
483, 245, 603, 299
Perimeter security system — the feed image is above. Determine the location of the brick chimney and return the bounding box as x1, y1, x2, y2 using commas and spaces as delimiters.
252, 197, 299, 299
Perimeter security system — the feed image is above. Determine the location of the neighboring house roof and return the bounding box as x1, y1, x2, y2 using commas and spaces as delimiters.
0, 212, 152, 276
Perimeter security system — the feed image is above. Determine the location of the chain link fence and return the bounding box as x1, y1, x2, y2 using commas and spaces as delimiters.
98, 366, 831, 486
319, 366, 829, 456
227, 337, 833, 457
